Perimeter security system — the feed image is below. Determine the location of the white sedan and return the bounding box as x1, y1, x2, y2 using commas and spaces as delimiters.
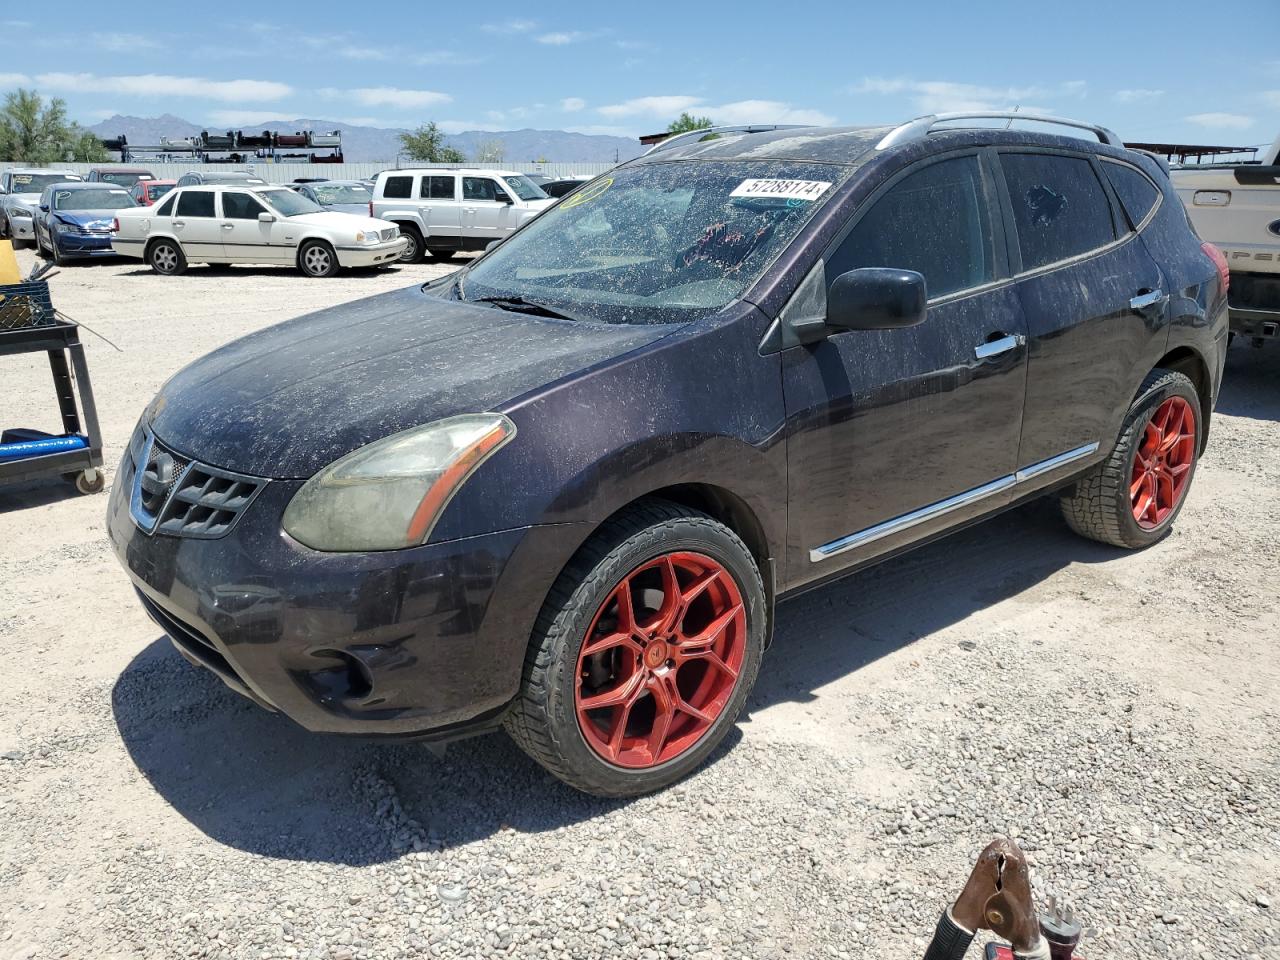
111, 184, 407, 277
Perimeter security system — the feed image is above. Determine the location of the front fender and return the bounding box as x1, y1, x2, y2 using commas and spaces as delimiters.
377, 210, 428, 236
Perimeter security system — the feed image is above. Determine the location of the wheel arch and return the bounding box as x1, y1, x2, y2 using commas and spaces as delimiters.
1151, 346, 1212, 451
143, 233, 183, 257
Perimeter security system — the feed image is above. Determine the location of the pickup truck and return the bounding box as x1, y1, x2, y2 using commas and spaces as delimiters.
370, 168, 553, 263
1173, 133, 1280, 345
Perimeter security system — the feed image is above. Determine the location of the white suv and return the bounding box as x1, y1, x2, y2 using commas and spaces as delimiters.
371, 168, 554, 263
111, 184, 407, 278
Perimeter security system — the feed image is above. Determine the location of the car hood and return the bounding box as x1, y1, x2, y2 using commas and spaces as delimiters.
149, 284, 673, 478
320, 202, 374, 216
7, 193, 40, 206
285, 211, 388, 232
54, 209, 122, 229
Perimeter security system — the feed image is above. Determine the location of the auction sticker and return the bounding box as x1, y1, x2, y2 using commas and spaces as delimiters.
730, 179, 831, 201
561, 177, 613, 209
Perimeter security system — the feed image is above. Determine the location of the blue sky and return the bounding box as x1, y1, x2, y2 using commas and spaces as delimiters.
1, 0, 1276, 147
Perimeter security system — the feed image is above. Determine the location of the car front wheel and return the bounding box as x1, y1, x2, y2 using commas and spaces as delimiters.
148, 239, 187, 275
1060, 368, 1201, 549
506, 499, 766, 797
397, 226, 424, 264
298, 240, 339, 278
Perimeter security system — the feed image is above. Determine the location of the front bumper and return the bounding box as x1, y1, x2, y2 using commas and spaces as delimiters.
106, 430, 587, 739
7, 214, 33, 240
334, 238, 409, 267
54, 232, 116, 258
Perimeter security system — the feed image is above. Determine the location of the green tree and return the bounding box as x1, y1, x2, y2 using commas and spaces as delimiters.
666, 112, 714, 135
398, 121, 464, 163
70, 128, 109, 163
0, 88, 80, 162
473, 138, 506, 164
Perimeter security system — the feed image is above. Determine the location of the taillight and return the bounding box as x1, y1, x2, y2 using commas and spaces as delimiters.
111, 217, 120, 233
368, 201, 373, 217
1202, 241, 1229, 293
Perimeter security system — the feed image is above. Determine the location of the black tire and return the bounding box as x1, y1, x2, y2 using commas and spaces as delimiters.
298, 239, 339, 278
0, 215, 8, 239
397, 225, 424, 264
505, 498, 766, 797
1060, 369, 1202, 549
148, 238, 187, 276
427, 248, 458, 262
10, 235, 30, 250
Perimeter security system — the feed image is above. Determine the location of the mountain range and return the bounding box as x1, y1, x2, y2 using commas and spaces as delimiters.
86, 114, 644, 164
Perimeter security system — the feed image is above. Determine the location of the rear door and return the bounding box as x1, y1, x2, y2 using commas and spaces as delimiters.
996, 150, 1165, 473
171, 189, 222, 260
419, 174, 461, 249
461, 175, 517, 241
783, 151, 1029, 584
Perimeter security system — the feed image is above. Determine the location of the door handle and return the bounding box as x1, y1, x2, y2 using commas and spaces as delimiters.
221, 223, 234, 230
1130, 288, 1165, 311
173, 220, 184, 228
974, 333, 1025, 360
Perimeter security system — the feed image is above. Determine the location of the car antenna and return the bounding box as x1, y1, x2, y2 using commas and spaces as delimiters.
1005, 106, 1020, 130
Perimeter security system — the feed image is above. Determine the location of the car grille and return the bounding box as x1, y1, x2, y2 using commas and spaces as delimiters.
128, 428, 267, 539
380, 227, 397, 241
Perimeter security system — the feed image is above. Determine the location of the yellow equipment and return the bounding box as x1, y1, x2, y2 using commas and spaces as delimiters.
0, 240, 20, 284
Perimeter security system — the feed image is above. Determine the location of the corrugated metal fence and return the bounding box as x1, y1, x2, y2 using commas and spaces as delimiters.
0, 160, 617, 182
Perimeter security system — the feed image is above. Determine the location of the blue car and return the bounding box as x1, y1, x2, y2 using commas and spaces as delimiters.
35, 181, 138, 263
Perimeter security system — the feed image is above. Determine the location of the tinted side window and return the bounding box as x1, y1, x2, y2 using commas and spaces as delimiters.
1001, 153, 1115, 270
421, 175, 456, 200
154, 193, 177, 217
827, 155, 995, 300
1102, 161, 1160, 230
382, 176, 412, 199
463, 177, 500, 202
222, 191, 268, 220
176, 191, 215, 218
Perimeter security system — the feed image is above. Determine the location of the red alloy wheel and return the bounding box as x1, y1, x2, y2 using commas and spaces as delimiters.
574, 552, 746, 769
1130, 395, 1196, 530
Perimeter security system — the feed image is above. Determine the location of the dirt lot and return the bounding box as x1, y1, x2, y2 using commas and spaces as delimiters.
1, 250, 1277, 960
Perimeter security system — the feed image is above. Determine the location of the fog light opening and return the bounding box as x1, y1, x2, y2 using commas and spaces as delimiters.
310, 648, 375, 703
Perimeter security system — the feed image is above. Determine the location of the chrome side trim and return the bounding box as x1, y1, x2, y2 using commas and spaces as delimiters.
809, 442, 1102, 563
808, 475, 1016, 563
1014, 442, 1099, 483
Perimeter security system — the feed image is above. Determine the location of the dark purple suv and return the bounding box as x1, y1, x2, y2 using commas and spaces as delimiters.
108, 114, 1229, 796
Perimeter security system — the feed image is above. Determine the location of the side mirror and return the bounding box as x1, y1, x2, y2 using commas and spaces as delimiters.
258, 212, 276, 223
485, 239, 502, 253
826, 267, 927, 331
497, 194, 513, 204
39, 202, 48, 211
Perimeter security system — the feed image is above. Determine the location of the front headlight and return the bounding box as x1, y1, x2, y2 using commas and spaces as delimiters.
281, 414, 516, 551
355, 231, 381, 245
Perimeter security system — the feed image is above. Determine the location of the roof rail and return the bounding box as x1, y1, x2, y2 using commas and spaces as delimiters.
645, 123, 805, 156
875, 112, 1123, 151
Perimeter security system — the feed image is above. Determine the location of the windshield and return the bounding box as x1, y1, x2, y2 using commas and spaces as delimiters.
462, 161, 845, 325
11, 173, 82, 194
54, 188, 136, 211
258, 189, 323, 216
147, 183, 175, 199
312, 183, 371, 205
98, 172, 146, 187
503, 175, 549, 201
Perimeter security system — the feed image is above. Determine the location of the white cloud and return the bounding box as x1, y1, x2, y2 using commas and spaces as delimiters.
1186, 112, 1254, 130
33, 73, 291, 102
337, 46, 388, 61
92, 32, 160, 52
711, 99, 834, 126
415, 50, 486, 66
0, 73, 28, 87
1114, 88, 1163, 103
537, 31, 585, 45
560, 97, 586, 112
482, 19, 536, 34
851, 77, 1084, 114
347, 87, 452, 108
598, 95, 703, 119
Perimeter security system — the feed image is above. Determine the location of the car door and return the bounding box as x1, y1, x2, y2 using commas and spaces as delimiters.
782, 152, 1029, 586
419, 174, 462, 249
171, 189, 222, 260
996, 150, 1166, 470
461, 176, 515, 241
219, 190, 285, 263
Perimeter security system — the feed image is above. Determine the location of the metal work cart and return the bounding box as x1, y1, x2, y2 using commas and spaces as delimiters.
0, 280, 105, 494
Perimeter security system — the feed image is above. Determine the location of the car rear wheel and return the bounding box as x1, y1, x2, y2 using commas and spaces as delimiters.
298, 240, 339, 278
148, 239, 187, 276
1060, 368, 1201, 549
506, 499, 766, 797
397, 226, 424, 264
35, 232, 50, 259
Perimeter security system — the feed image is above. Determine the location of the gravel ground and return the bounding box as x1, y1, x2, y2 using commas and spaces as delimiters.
0, 250, 1277, 960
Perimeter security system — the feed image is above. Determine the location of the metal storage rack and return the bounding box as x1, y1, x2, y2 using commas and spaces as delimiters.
0, 280, 104, 493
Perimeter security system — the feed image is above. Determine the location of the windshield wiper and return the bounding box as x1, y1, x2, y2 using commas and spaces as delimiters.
470, 295, 583, 322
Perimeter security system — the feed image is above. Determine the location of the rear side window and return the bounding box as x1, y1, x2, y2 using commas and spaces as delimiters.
176, 191, 215, 218
827, 155, 996, 300
421, 175, 456, 200
222, 192, 268, 220
382, 176, 412, 199
1102, 161, 1160, 230
154, 193, 178, 217
1001, 153, 1116, 270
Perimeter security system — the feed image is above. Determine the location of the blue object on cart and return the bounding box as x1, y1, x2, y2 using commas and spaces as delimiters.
0, 429, 89, 462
